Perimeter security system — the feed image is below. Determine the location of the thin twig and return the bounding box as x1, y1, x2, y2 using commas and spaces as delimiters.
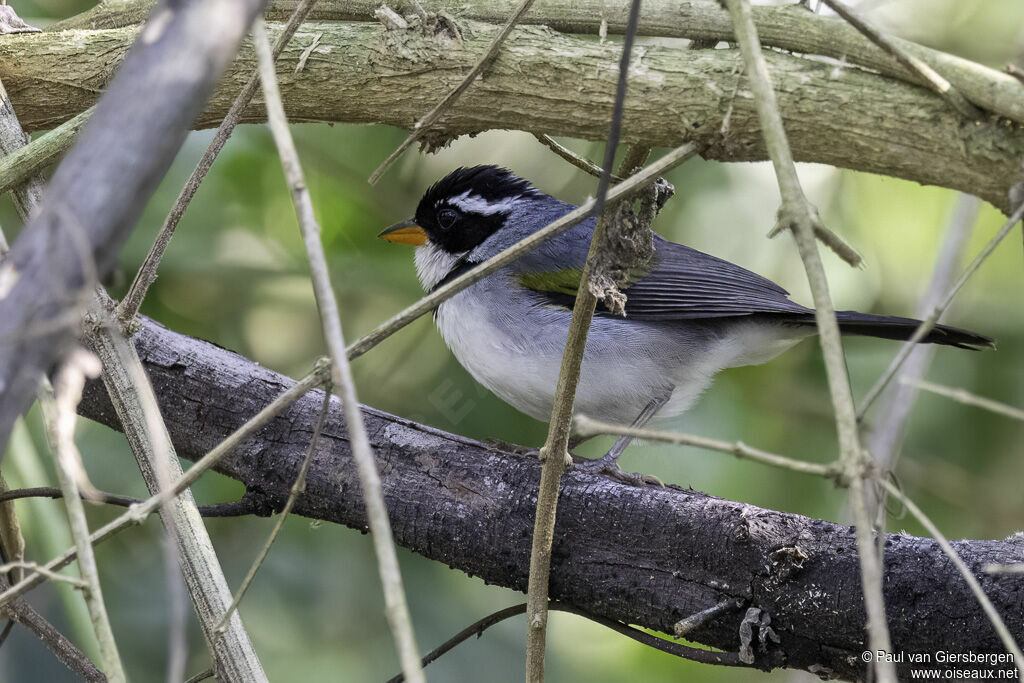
902, 378, 1024, 423
0, 561, 87, 589
673, 598, 742, 638
39, 353, 127, 682
215, 384, 332, 632
722, 1, 895, 679
115, 0, 319, 326
368, 0, 537, 183
525, 2, 644, 677
184, 668, 215, 683
858, 199, 1024, 418
348, 142, 699, 362
0, 365, 328, 609
573, 416, 841, 480
253, 20, 424, 682
879, 479, 1024, 678
387, 601, 744, 682
532, 134, 622, 182
864, 194, 978, 483
985, 564, 1024, 575
818, 0, 982, 120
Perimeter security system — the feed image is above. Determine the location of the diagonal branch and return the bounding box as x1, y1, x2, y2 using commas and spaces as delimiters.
0, 0, 267, 454
252, 19, 424, 682
721, 0, 894, 679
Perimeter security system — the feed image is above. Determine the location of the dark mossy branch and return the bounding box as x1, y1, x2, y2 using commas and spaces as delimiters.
77, 319, 1024, 681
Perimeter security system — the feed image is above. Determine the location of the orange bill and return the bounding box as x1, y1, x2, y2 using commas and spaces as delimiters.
378, 219, 427, 246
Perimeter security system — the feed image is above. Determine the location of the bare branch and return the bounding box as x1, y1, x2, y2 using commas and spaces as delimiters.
532, 135, 618, 182
253, 20, 424, 681
573, 417, 841, 480
368, 0, 537, 183
902, 378, 1024, 424
818, 0, 982, 119
721, 0, 894, 678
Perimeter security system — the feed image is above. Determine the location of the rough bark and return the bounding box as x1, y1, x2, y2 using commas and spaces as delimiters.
0, 0, 266, 453
48, 0, 1024, 130
3, 21, 1024, 211
77, 318, 1024, 682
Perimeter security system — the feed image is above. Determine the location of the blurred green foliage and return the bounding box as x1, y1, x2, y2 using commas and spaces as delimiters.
0, 1, 1022, 681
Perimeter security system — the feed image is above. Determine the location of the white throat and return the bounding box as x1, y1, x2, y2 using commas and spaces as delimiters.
414, 242, 466, 291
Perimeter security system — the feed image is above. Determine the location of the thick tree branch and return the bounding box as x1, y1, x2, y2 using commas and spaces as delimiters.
50, 0, 1024, 128
3, 20, 1024, 210
76, 318, 1024, 681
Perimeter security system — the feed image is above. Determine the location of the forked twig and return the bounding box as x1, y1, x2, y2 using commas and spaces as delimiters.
859, 199, 1024, 418
722, 0, 894, 678
368, 0, 537, 183
253, 20, 424, 682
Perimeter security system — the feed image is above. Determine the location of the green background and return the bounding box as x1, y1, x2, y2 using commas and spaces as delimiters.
1, 1, 1022, 680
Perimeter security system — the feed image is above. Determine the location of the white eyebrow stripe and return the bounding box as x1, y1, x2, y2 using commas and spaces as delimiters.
444, 190, 525, 215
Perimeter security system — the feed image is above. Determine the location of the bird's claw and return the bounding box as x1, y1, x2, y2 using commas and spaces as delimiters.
572, 457, 665, 488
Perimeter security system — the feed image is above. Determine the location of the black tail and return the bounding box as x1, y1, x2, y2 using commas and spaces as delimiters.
829, 311, 994, 350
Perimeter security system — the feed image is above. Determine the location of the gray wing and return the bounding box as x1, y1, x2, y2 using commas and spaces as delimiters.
618, 236, 812, 320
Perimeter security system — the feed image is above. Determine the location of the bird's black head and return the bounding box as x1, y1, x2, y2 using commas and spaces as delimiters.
379, 166, 542, 254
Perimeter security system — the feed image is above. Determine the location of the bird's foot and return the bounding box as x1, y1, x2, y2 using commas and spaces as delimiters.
572, 453, 664, 488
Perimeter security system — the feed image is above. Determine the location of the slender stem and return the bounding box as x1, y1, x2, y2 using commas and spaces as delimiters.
0, 366, 327, 609
722, 1, 894, 679
388, 600, 743, 683
525, 2, 644, 677
253, 20, 424, 682
573, 417, 841, 480
903, 378, 1024, 423
533, 134, 621, 182
879, 479, 1024, 678
39, 361, 127, 683
215, 384, 331, 632
818, 0, 981, 119
348, 142, 698, 362
369, 0, 537, 183
858, 200, 1024, 418
116, 0, 319, 325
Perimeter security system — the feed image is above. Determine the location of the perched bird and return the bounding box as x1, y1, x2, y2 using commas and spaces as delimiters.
380, 166, 993, 481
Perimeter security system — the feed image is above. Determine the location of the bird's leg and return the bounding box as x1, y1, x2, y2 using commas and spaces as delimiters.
574, 393, 671, 486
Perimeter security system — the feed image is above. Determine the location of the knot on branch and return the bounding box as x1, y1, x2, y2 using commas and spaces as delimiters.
587, 180, 673, 315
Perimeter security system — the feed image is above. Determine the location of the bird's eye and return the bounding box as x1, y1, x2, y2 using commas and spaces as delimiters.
437, 208, 458, 229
